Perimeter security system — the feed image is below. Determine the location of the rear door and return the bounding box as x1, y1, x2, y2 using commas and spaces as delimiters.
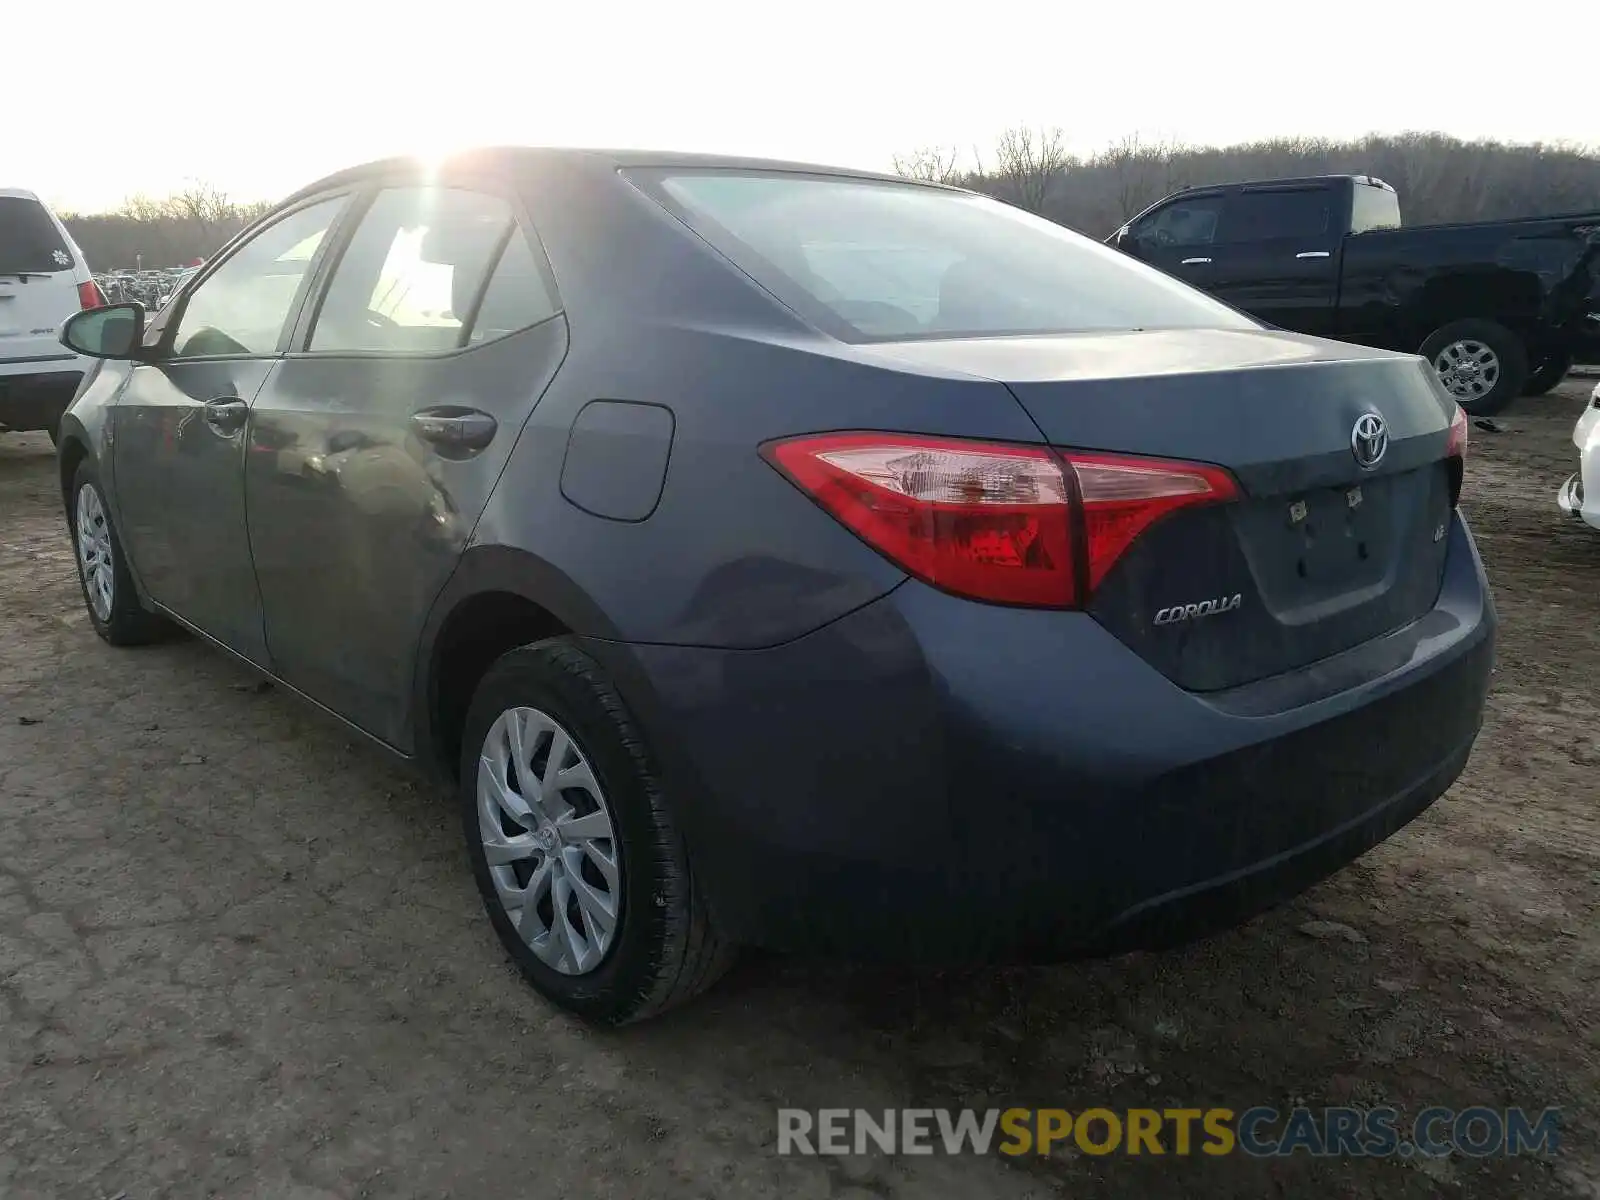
1124, 192, 1226, 290
245, 176, 566, 747
1209, 185, 1341, 335
0, 192, 85, 370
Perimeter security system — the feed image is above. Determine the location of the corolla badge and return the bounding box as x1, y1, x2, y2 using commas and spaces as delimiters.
1351, 413, 1388, 469
1154, 594, 1242, 625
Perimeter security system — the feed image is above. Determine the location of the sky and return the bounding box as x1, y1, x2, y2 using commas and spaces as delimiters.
16, 0, 1592, 213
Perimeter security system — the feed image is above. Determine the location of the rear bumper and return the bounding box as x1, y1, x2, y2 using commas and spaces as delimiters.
0, 368, 82, 432
590, 511, 1495, 962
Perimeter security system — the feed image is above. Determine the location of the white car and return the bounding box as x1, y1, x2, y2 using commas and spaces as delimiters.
1557, 380, 1600, 531
1, 188, 102, 442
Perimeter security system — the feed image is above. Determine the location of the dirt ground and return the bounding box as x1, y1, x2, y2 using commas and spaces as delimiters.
2, 381, 1598, 1200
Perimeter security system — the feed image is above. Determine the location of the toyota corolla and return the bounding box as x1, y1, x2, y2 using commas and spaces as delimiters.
54, 148, 1493, 1024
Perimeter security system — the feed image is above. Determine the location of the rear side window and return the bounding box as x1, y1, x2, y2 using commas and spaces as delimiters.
631, 170, 1255, 342
310, 186, 516, 354
467, 229, 560, 346
1218, 190, 1331, 243
0, 196, 74, 274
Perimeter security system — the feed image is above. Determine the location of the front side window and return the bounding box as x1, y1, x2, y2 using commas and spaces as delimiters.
170, 197, 345, 359
1133, 197, 1224, 250
632, 170, 1254, 343
310, 187, 514, 354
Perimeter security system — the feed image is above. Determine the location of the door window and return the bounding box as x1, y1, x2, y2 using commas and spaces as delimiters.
1218, 190, 1331, 243
1133, 197, 1223, 250
466, 230, 560, 346
309, 187, 516, 354
170, 197, 346, 358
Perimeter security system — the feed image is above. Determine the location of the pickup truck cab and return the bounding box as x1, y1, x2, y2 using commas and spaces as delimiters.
1112, 175, 1600, 414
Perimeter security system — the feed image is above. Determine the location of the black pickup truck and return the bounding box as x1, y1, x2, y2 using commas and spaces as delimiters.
1109, 175, 1600, 414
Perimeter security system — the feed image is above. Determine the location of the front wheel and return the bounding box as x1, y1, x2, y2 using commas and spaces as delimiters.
1419, 320, 1529, 416
459, 639, 733, 1025
69, 461, 167, 646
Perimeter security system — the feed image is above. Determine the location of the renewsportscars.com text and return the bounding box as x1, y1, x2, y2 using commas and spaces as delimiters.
777, 1106, 1561, 1159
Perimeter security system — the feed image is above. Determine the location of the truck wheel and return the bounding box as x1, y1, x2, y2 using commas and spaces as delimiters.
1521, 353, 1573, 397
1419, 320, 1528, 416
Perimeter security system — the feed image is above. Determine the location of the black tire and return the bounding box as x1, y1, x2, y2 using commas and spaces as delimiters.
1521, 353, 1573, 397
1418, 319, 1529, 416
68, 459, 167, 646
458, 639, 733, 1025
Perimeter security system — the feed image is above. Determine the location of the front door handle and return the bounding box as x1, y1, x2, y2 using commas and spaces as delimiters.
1181, 256, 1212, 265
1295, 250, 1331, 259
203, 396, 248, 436
411, 407, 497, 453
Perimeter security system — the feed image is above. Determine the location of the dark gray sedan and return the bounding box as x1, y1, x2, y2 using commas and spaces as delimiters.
55, 148, 1493, 1024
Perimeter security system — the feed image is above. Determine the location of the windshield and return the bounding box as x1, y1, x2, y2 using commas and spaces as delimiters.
0, 195, 75, 274
631, 169, 1256, 342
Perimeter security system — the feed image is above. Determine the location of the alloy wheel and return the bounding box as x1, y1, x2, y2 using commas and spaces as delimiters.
1434, 339, 1500, 403
75, 483, 115, 622
477, 706, 621, 975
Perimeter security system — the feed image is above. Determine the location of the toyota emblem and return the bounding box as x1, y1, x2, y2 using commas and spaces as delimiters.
1351, 413, 1388, 470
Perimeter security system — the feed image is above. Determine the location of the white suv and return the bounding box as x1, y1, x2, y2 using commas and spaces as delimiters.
1, 188, 102, 442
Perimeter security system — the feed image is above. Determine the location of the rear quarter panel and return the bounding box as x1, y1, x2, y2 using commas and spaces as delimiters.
468, 159, 1049, 649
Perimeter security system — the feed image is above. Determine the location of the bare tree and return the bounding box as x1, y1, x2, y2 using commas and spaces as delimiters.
992, 125, 1072, 214
891, 146, 964, 185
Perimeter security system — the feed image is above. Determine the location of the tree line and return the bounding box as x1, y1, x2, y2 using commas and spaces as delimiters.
894, 130, 1600, 234
60, 183, 274, 271
56, 131, 1600, 271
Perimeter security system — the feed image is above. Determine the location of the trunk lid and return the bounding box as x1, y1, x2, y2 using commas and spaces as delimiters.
0, 193, 85, 367
867, 327, 1457, 691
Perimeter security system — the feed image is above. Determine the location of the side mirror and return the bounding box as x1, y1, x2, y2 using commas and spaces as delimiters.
60, 303, 145, 360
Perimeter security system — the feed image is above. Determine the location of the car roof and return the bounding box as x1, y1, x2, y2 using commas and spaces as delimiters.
282, 146, 936, 206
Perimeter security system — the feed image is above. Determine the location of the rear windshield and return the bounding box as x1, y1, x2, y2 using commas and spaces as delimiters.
629, 170, 1256, 342
0, 196, 75, 274
1350, 184, 1402, 234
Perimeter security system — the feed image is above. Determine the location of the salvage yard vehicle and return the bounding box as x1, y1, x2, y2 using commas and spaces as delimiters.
1110, 175, 1600, 415
1, 188, 104, 442
55, 148, 1493, 1025
1557, 380, 1600, 531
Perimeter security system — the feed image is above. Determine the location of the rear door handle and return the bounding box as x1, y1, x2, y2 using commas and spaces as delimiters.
1295, 251, 1331, 259
1181, 257, 1212, 265
203, 396, 248, 436
410, 407, 497, 453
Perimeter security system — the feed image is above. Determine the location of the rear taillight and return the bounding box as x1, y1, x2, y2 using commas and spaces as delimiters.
77, 280, 105, 309
1445, 403, 1468, 506
1446, 404, 1468, 459
762, 432, 1237, 609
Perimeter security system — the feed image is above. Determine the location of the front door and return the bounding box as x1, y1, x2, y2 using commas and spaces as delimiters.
245, 180, 566, 746
1125, 192, 1225, 291
110, 195, 350, 662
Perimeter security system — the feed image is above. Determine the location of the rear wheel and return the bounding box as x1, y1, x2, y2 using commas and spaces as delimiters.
1419, 319, 1528, 416
69, 461, 167, 646
1521, 353, 1573, 397
459, 639, 732, 1025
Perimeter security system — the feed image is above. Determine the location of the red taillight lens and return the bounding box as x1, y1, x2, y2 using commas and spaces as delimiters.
1068, 452, 1240, 592
76, 280, 105, 309
1446, 403, 1468, 459
1445, 403, 1468, 506
762, 432, 1237, 609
